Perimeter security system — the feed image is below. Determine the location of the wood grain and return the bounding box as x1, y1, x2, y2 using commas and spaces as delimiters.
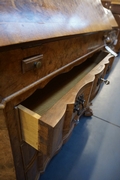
0, 32, 106, 99
0, 1, 117, 179
0, 109, 16, 180
0, 0, 118, 47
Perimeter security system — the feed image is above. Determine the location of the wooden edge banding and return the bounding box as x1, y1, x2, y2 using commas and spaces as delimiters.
88, 53, 113, 76
40, 81, 94, 127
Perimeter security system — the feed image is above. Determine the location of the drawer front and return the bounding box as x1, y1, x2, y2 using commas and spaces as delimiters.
63, 83, 92, 139
17, 77, 94, 172
17, 82, 93, 157
25, 157, 40, 180
106, 56, 114, 73
90, 70, 105, 101
21, 142, 38, 168
0, 31, 105, 98
90, 60, 111, 101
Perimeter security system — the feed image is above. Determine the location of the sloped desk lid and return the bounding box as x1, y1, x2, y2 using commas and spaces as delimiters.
0, 0, 118, 47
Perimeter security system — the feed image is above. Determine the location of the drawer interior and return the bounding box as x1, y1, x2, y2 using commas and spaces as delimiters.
21, 51, 108, 116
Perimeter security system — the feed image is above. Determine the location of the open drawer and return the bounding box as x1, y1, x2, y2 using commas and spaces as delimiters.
17, 52, 113, 159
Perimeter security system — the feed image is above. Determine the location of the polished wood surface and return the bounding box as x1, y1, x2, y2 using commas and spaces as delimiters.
0, 0, 118, 48
0, 32, 106, 99
0, 0, 118, 179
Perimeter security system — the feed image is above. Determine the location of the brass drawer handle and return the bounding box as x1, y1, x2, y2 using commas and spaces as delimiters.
34, 61, 42, 69
97, 76, 110, 86
22, 54, 43, 73
73, 94, 85, 124
100, 78, 110, 85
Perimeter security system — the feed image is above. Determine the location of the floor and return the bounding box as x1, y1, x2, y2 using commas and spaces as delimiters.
39, 54, 120, 180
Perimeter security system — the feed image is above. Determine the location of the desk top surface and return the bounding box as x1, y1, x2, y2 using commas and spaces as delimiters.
0, 0, 118, 47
